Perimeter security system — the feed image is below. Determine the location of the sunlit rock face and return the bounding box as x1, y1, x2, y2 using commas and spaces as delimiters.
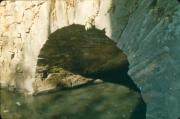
0, 0, 132, 94
0, 0, 180, 119
0, 0, 50, 93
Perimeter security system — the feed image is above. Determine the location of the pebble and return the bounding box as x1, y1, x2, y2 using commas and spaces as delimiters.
16, 102, 21, 106
122, 114, 126, 118
3, 109, 9, 113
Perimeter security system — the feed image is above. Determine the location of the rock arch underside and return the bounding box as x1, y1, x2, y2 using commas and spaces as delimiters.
0, 0, 180, 119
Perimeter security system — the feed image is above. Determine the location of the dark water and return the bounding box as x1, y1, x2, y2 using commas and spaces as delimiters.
0, 82, 145, 119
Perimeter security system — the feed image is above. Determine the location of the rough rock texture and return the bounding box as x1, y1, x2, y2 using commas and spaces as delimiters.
0, 0, 50, 92
33, 67, 102, 95
0, 0, 180, 119
34, 24, 126, 94
37, 24, 127, 76
115, 1, 180, 119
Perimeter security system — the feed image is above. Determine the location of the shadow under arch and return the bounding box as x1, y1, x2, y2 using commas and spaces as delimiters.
36, 24, 146, 119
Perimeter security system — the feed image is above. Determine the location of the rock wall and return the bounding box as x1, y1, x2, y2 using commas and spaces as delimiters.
115, 0, 180, 119
0, 0, 50, 92
0, 0, 180, 119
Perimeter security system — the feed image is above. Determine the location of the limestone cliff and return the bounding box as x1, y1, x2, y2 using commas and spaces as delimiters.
0, 0, 180, 119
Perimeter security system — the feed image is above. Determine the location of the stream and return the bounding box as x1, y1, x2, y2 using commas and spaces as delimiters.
0, 81, 146, 119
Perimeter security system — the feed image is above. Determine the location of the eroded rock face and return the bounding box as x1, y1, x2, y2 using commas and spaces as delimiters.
34, 24, 126, 94
0, 0, 180, 119
0, 0, 133, 93
0, 0, 50, 93
37, 25, 127, 76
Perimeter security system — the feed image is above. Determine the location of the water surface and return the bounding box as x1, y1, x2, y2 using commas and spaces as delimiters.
0, 82, 145, 119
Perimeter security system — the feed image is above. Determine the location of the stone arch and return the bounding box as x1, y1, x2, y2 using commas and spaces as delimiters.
35, 24, 135, 89
34, 24, 146, 118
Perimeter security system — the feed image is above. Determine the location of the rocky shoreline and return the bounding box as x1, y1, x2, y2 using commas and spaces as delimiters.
0, 67, 103, 96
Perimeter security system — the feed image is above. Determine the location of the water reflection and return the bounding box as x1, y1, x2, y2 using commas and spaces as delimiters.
0, 82, 145, 119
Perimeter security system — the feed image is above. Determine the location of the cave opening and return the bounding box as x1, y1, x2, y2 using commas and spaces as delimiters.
35, 24, 146, 119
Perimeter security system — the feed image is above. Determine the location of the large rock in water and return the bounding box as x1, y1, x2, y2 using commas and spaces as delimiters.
33, 67, 102, 95
0, 0, 179, 119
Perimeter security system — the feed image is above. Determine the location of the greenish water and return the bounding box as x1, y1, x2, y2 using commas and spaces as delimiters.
0, 82, 145, 119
